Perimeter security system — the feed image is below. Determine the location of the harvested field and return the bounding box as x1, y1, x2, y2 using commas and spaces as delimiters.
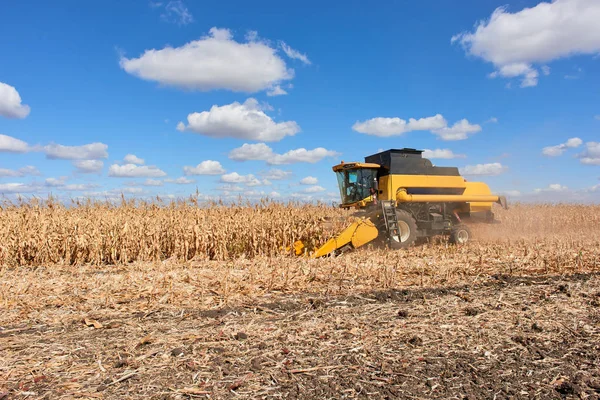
1, 201, 600, 399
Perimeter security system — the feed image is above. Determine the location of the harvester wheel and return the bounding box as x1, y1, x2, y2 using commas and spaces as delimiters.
389, 210, 417, 249
450, 224, 471, 245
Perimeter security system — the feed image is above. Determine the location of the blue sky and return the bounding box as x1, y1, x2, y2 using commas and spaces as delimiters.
1, 0, 599, 203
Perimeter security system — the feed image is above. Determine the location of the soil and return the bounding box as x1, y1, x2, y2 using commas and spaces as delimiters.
1, 272, 599, 399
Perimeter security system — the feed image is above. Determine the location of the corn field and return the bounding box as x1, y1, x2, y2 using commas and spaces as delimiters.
0, 197, 599, 267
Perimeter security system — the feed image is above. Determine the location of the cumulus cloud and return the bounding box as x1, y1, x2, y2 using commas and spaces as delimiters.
422, 149, 466, 159
534, 183, 568, 193
43, 177, 98, 191
120, 27, 294, 93
352, 114, 446, 137
229, 143, 273, 161
124, 154, 145, 165
0, 82, 31, 119
542, 137, 583, 156
303, 185, 326, 193
279, 41, 311, 65
0, 134, 30, 153
229, 143, 339, 165
143, 179, 164, 186
452, 0, 600, 87
216, 184, 244, 192
108, 164, 167, 178
220, 172, 266, 187
183, 160, 225, 175
577, 142, 600, 165
0, 166, 40, 177
352, 114, 481, 140
165, 177, 195, 184
0, 183, 40, 194
459, 163, 507, 176
45, 142, 108, 160
260, 168, 292, 180
178, 98, 300, 142
73, 160, 104, 173
300, 176, 318, 185
266, 85, 288, 96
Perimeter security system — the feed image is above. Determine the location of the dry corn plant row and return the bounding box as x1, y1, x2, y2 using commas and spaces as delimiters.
0, 198, 599, 267
0, 197, 349, 266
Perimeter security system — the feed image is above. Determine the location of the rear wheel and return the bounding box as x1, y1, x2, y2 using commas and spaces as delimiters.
450, 224, 471, 245
389, 210, 417, 249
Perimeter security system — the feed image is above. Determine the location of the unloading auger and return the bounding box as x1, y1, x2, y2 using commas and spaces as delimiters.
294, 148, 507, 258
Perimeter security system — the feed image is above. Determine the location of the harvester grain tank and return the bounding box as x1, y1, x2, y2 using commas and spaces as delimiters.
295, 148, 507, 257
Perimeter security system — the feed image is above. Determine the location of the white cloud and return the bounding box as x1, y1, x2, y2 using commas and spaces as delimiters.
300, 176, 318, 185
178, 98, 300, 142
352, 114, 446, 137
0, 134, 29, 153
432, 119, 482, 141
577, 142, 600, 165
120, 27, 293, 93
216, 184, 244, 192
160, 1, 193, 25
143, 179, 164, 186
459, 163, 507, 176
269, 148, 340, 165
542, 137, 583, 156
0, 183, 40, 194
452, 0, 600, 87
352, 114, 481, 140
0, 166, 40, 177
279, 41, 311, 65
229, 143, 273, 161
486, 117, 499, 123
45, 177, 68, 187
108, 164, 167, 178
73, 160, 104, 173
303, 185, 326, 193
44, 177, 98, 191
0, 82, 30, 119
166, 177, 195, 184
534, 183, 568, 193
183, 160, 225, 175
261, 168, 292, 180
422, 149, 466, 159
266, 85, 288, 96
220, 172, 264, 186
45, 142, 108, 160
124, 154, 145, 165
111, 187, 144, 195
228, 143, 339, 165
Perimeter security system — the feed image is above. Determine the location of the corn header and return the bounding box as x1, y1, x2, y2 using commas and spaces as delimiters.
295, 148, 507, 257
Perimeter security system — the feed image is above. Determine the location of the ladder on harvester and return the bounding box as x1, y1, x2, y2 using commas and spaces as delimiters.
381, 200, 400, 245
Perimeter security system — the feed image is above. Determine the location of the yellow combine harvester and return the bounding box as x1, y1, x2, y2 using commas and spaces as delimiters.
295, 148, 507, 257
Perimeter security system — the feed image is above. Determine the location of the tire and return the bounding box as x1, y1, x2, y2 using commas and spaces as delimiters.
450, 224, 471, 245
388, 209, 418, 250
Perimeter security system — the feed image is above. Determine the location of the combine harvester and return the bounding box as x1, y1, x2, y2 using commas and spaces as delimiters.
295, 148, 507, 257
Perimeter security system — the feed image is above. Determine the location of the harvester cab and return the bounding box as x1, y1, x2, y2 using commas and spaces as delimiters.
294, 148, 508, 258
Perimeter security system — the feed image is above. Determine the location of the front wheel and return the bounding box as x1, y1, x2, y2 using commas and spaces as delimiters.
389, 209, 418, 250
449, 224, 471, 245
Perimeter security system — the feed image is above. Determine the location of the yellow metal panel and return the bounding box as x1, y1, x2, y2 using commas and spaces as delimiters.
311, 218, 379, 258
391, 174, 467, 189
396, 188, 500, 204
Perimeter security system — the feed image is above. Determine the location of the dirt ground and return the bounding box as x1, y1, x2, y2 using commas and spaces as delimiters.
2, 266, 599, 399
